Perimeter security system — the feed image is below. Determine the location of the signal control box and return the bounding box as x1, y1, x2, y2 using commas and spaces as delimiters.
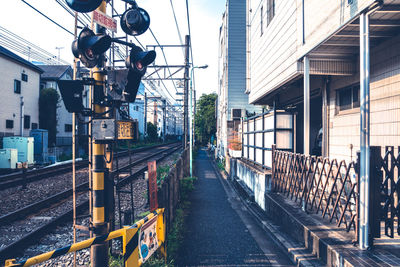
92, 119, 138, 142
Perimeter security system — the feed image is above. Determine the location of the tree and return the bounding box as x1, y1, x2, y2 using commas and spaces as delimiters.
39, 88, 59, 146
194, 93, 217, 145
146, 122, 158, 142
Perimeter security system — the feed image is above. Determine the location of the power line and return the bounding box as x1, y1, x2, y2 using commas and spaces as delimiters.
169, 0, 185, 56
20, 0, 74, 36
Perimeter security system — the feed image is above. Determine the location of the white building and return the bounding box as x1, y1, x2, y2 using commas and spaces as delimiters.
0, 46, 43, 138
217, 0, 261, 159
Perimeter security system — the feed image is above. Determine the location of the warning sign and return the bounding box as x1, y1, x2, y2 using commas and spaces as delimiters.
93, 10, 117, 33
148, 161, 158, 212
139, 215, 159, 263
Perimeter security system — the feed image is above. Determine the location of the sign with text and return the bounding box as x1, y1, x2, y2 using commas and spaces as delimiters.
148, 161, 158, 212
139, 215, 159, 263
93, 10, 117, 33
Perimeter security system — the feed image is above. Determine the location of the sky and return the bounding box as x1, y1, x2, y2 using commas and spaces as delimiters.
0, 0, 226, 104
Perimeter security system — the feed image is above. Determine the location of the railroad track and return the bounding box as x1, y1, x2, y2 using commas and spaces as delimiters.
0, 143, 182, 262
0, 142, 177, 191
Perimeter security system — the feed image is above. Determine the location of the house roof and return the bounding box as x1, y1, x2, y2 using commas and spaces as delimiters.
0, 45, 43, 73
39, 65, 72, 80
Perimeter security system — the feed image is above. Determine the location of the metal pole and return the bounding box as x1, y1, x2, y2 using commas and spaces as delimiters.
162, 99, 166, 142
144, 92, 147, 138
189, 68, 194, 177
303, 56, 310, 155
91, 1, 109, 266
359, 12, 370, 250
184, 35, 190, 148
72, 11, 78, 267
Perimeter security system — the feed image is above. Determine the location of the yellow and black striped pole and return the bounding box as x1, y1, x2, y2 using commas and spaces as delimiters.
91, 1, 109, 266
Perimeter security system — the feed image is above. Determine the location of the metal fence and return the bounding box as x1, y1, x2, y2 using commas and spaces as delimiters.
241, 110, 294, 169
369, 146, 400, 239
272, 146, 359, 238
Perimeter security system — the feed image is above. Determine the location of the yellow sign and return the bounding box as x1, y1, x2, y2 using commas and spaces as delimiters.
117, 121, 134, 140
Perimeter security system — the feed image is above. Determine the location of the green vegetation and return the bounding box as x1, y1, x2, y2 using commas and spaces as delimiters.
217, 157, 225, 171
157, 165, 171, 184
194, 93, 217, 145
109, 253, 123, 267
146, 122, 159, 142
39, 88, 59, 146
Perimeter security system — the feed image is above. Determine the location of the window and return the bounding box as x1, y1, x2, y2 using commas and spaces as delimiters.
14, 79, 21, 94
24, 115, 30, 129
336, 85, 360, 113
65, 124, 73, 132
6, 120, 13, 129
31, 123, 38, 130
260, 6, 264, 36
267, 0, 275, 26
21, 73, 28, 82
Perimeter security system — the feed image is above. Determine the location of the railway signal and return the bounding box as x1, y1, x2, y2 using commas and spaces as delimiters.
125, 45, 156, 102
72, 27, 111, 68
120, 1, 150, 36
65, 0, 103, 13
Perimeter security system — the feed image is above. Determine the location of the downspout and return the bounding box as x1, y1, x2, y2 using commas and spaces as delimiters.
20, 96, 24, 136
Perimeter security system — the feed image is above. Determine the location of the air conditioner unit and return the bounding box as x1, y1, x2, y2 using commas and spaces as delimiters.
231, 108, 243, 119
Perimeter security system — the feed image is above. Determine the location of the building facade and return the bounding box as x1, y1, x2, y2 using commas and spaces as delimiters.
39, 65, 74, 147
0, 46, 42, 138
247, 0, 400, 162
217, 0, 261, 159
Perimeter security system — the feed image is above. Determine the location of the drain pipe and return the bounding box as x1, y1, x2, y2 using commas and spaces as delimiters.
20, 96, 24, 136
359, 11, 370, 250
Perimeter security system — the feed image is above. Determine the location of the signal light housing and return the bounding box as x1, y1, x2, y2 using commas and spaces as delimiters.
72, 27, 111, 68
57, 80, 85, 113
65, 0, 103, 13
121, 6, 150, 36
124, 45, 156, 102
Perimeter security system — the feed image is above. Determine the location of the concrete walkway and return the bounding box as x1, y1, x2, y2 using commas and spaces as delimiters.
177, 149, 293, 266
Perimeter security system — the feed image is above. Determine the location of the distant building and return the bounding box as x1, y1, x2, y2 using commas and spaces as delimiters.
39, 65, 74, 147
0, 45, 43, 138
129, 83, 145, 138
216, 0, 261, 158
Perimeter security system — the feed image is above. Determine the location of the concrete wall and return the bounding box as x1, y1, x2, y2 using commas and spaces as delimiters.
0, 56, 40, 137
235, 159, 271, 210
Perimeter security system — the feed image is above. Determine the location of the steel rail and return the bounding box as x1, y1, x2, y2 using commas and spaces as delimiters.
0, 142, 178, 190
0, 144, 182, 262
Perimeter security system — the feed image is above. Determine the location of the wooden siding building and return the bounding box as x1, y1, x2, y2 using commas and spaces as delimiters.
247, 0, 400, 162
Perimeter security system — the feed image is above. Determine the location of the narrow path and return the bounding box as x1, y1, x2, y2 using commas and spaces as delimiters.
178, 149, 293, 266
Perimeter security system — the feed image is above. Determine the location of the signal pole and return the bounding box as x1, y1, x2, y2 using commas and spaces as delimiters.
183, 35, 190, 148
91, 1, 109, 266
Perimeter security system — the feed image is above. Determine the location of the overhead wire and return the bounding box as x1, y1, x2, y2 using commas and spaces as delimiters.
20, 0, 74, 36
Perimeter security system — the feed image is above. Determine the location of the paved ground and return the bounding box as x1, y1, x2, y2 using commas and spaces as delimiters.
177, 149, 293, 267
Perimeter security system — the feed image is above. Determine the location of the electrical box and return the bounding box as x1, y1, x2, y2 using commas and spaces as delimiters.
92, 119, 138, 141
0, 149, 18, 169
3, 137, 34, 164
30, 129, 48, 164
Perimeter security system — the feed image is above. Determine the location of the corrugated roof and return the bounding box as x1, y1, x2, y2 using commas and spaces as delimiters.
0, 45, 43, 73
39, 65, 72, 80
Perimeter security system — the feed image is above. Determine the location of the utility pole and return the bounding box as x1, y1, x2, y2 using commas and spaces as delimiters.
91, 1, 109, 266
183, 35, 190, 148
162, 99, 166, 142
144, 92, 147, 137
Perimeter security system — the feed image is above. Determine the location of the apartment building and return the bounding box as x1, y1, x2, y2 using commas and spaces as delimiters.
0, 46, 42, 138
247, 0, 400, 162
217, 0, 261, 159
